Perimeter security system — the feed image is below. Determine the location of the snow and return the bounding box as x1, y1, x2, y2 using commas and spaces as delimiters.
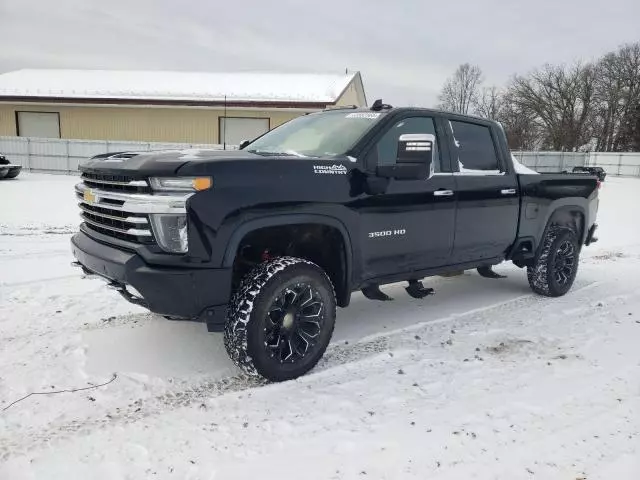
1, 173, 640, 479
0, 69, 358, 104
512, 154, 539, 174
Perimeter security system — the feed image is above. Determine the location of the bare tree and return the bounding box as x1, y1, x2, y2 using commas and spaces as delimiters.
496, 95, 541, 151
593, 42, 640, 151
438, 63, 483, 114
507, 63, 595, 151
474, 86, 503, 120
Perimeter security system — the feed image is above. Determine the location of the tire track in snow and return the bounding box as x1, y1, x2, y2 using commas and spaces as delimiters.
0, 280, 602, 458
0, 249, 72, 261
0, 255, 624, 461
0, 274, 79, 288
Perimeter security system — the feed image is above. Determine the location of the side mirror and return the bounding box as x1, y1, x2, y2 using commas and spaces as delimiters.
377, 133, 434, 180
238, 140, 251, 150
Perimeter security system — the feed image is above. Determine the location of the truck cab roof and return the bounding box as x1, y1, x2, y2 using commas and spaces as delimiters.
323, 100, 501, 127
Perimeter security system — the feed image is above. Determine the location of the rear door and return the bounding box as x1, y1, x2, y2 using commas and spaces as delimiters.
444, 118, 519, 264
354, 113, 457, 280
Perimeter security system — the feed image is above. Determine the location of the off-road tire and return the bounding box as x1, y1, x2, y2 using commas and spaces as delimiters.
224, 256, 336, 382
527, 228, 580, 297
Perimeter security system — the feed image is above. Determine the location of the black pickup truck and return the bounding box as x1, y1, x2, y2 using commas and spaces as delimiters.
71, 102, 600, 381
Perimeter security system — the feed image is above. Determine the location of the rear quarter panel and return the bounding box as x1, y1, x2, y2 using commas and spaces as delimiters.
517, 173, 599, 248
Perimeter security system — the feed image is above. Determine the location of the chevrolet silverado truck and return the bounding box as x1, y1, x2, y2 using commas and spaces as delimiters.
70, 101, 600, 381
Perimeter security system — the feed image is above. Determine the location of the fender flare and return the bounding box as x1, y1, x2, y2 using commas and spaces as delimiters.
537, 203, 588, 255
222, 213, 354, 282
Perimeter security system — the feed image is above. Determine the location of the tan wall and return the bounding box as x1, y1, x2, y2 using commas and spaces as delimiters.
336, 82, 360, 106
335, 75, 367, 107
0, 105, 16, 136
0, 103, 306, 143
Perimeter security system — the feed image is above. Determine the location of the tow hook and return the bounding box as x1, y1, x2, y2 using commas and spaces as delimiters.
106, 282, 149, 308
71, 261, 148, 308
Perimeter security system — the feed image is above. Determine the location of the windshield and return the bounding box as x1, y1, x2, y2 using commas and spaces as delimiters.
245, 110, 384, 158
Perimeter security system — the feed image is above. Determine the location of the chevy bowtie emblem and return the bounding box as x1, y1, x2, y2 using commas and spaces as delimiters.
83, 189, 96, 203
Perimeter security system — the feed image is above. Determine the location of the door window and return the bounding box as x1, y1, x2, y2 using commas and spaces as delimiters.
448, 120, 502, 173
370, 116, 442, 172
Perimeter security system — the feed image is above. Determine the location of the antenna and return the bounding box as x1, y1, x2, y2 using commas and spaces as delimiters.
370, 99, 393, 111
223, 95, 227, 151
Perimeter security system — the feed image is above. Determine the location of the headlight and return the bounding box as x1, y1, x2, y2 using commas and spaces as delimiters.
149, 214, 188, 253
149, 177, 212, 192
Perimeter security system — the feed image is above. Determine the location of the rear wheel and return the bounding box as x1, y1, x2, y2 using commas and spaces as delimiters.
527, 228, 580, 297
224, 256, 336, 382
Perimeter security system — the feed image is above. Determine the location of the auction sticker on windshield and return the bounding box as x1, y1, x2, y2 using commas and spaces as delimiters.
345, 112, 381, 119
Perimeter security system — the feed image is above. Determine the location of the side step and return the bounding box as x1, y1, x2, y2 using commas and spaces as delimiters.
361, 280, 435, 301
477, 266, 507, 279
361, 284, 393, 301
405, 279, 434, 299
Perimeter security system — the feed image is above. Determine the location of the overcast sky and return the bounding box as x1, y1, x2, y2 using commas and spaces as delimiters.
1, 0, 639, 106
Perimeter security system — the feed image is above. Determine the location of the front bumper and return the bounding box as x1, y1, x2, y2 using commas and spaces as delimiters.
71, 231, 232, 329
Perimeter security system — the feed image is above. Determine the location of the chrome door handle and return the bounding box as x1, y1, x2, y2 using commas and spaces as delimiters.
434, 189, 454, 197
500, 188, 517, 195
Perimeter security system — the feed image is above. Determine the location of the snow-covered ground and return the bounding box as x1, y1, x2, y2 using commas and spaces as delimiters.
1, 173, 639, 480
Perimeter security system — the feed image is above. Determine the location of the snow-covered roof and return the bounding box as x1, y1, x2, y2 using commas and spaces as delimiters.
0, 69, 360, 105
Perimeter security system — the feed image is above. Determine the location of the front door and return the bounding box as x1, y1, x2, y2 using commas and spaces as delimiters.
353, 114, 457, 281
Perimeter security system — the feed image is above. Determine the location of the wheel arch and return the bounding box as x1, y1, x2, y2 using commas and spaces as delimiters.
537, 204, 586, 256
223, 214, 354, 306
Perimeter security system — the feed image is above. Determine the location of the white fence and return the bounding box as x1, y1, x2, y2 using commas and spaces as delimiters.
0, 136, 236, 174
512, 151, 640, 177
2, 136, 640, 177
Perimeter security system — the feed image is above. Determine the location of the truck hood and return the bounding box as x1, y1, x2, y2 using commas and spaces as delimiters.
79, 148, 263, 176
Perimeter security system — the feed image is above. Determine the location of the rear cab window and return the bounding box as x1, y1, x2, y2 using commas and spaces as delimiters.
448, 120, 504, 174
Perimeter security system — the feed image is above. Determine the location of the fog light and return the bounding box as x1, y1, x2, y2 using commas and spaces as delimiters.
149, 214, 188, 253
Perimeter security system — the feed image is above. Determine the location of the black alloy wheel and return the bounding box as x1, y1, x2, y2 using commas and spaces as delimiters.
553, 240, 577, 287
264, 282, 325, 364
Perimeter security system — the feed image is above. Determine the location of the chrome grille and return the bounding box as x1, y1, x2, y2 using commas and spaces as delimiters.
81, 172, 150, 193
77, 181, 154, 244
75, 181, 190, 246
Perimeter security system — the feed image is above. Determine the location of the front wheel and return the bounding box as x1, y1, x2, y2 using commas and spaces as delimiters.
527, 228, 580, 297
224, 256, 336, 382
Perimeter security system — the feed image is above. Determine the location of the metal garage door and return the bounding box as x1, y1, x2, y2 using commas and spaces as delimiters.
17, 112, 61, 138
219, 117, 269, 146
